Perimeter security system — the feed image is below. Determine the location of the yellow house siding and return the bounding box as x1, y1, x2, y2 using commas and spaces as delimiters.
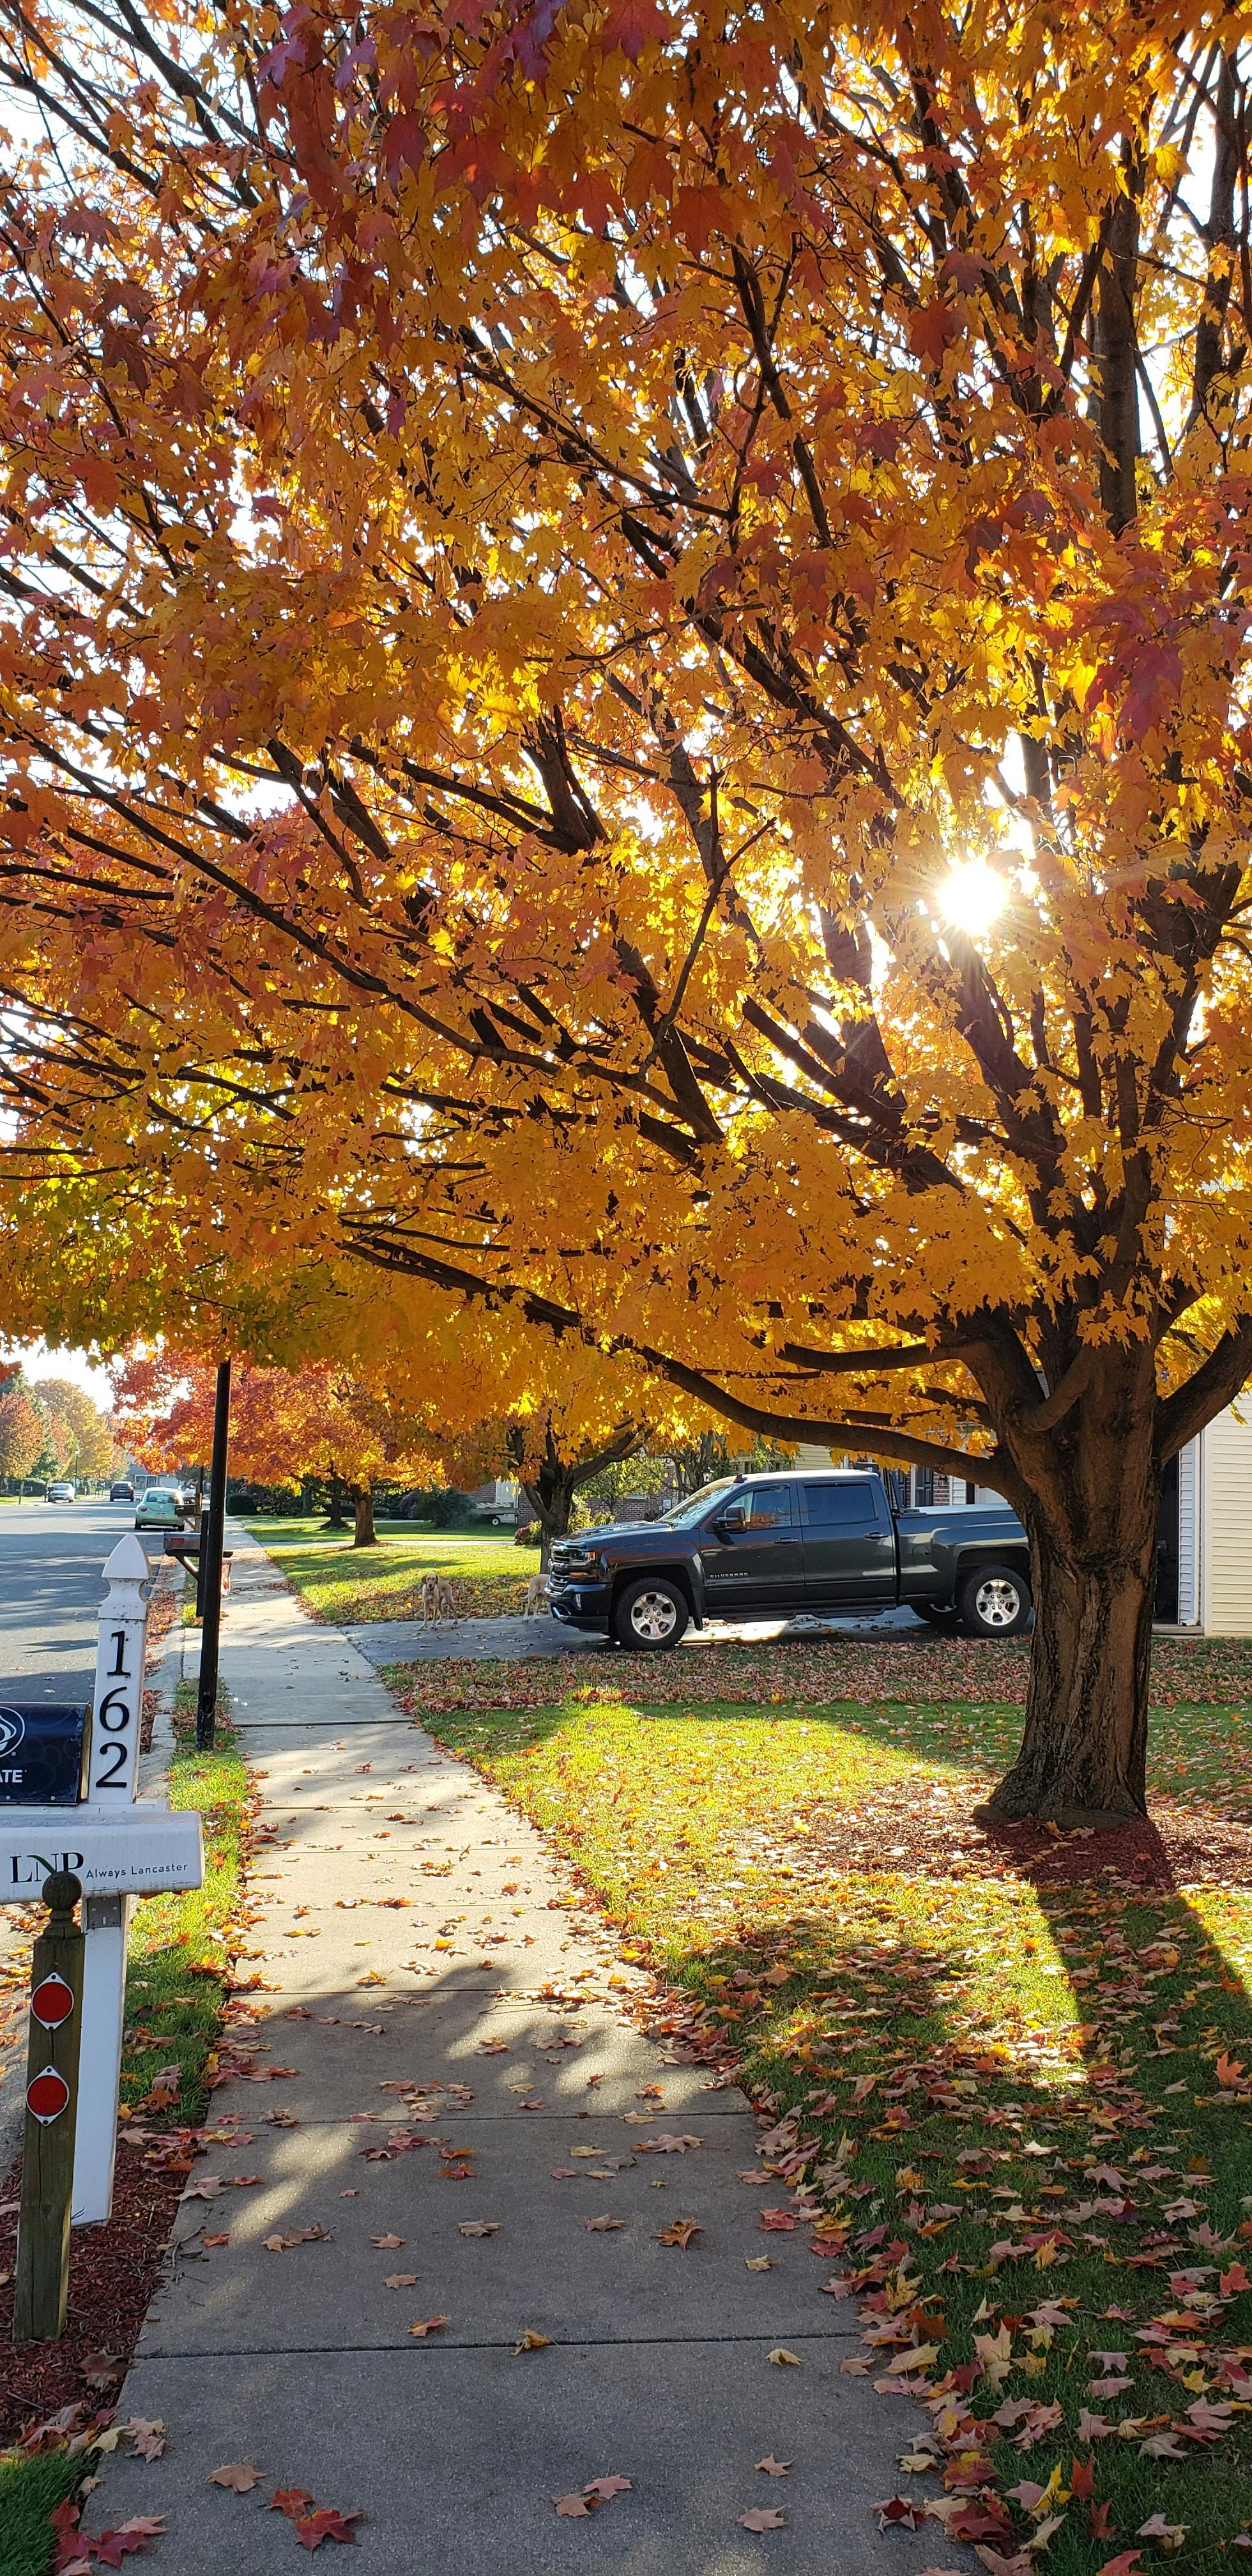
1200, 1408, 1252, 1634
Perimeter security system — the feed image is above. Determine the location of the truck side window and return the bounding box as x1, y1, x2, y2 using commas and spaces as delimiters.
803, 1482, 878, 1525
740, 1484, 795, 1529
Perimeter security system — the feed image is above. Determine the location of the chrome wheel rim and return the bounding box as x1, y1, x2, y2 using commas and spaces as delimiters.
629, 1590, 679, 1641
974, 1577, 1020, 1629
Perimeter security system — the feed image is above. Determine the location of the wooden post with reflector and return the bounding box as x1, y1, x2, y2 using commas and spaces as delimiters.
13, 1871, 84, 2342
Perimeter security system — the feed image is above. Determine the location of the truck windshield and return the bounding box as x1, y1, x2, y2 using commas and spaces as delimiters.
655, 1479, 737, 1528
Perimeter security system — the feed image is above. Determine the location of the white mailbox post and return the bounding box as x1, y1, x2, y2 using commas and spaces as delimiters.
0, 1533, 204, 2225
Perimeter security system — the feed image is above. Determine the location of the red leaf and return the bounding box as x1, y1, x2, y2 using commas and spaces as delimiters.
294, 2509, 363, 2550
90, 2523, 166, 2568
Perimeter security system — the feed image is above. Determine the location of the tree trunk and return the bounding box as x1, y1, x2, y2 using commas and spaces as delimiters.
520, 1471, 576, 1570
326, 1475, 347, 1529
351, 1485, 377, 1547
983, 1451, 1159, 1828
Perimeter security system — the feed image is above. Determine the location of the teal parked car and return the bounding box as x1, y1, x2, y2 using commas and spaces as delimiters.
134, 1488, 181, 1529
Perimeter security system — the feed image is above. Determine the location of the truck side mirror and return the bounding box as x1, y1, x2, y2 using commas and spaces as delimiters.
718, 1503, 747, 1534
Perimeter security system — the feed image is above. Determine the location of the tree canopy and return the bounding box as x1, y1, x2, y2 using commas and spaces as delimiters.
2, 0, 1251, 1811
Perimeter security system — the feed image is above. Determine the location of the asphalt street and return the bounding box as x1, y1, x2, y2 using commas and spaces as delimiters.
0, 1492, 158, 1706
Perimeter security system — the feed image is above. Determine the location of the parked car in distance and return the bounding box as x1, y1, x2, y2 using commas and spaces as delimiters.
45, 1480, 76, 1503
109, 1480, 135, 1501
546, 1466, 1032, 1650
134, 1487, 182, 1529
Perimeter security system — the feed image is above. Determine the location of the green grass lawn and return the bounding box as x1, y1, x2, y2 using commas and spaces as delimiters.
390, 1676, 1252, 2572
245, 1515, 534, 1621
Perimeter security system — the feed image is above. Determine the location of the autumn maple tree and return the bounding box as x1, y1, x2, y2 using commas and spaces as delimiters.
113, 1350, 438, 1544
1, 0, 1252, 1820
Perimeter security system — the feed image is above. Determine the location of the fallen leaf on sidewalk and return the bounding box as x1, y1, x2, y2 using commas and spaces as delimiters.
210, 2464, 262, 2492
371, 2235, 405, 2248
553, 2496, 593, 2517
91, 2520, 167, 2566
202, 2232, 231, 2247
584, 2477, 632, 2499
271, 2491, 316, 2520
768, 2348, 802, 2367
458, 2220, 499, 2237
745, 2257, 774, 2273
586, 2214, 624, 2231
120, 2422, 165, 2461
180, 2177, 222, 2202
264, 2227, 328, 2252
739, 2508, 787, 2532
636, 2134, 701, 2154
478, 2041, 510, 2054
515, 2328, 552, 2352
294, 2508, 363, 2550
383, 2274, 418, 2288
408, 2315, 451, 2338
656, 2220, 702, 2248
755, 2458, 791, 2476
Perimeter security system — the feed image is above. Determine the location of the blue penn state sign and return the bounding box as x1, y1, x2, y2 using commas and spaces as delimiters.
0, 1706, 89, 1806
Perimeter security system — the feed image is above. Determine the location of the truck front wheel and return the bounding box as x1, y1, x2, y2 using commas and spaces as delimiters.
957, 1564, 1033, 1639
613, 1577, 690, 1651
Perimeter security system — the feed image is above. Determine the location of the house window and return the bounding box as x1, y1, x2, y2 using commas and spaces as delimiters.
965, 1480, 977, 1505
913, 1469, 935, 1506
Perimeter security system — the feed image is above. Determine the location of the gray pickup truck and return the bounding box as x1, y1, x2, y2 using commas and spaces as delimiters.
546, 1465, 1030, 1652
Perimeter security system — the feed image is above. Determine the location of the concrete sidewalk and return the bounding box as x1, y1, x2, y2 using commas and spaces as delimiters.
94, 1524, 956, 2573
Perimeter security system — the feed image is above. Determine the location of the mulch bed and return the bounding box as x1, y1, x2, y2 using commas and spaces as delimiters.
0, 2143, 185, 2443
802, 1777, 1252, 1890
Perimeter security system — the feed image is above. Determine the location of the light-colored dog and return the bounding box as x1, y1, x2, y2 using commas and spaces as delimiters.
419, 1572, 457, 1627
523, 1573, 549, 1618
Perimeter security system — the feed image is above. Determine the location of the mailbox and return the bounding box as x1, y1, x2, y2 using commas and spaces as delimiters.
0, 1706, 89, 1806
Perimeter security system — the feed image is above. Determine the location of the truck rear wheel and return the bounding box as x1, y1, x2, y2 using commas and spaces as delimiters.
613, 1576, 690, 1651
957, 1563, 1033, 1638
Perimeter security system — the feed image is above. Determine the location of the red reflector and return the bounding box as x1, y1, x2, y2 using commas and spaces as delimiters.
27, 2067, 71, 2123
31, 1974, 75, 2030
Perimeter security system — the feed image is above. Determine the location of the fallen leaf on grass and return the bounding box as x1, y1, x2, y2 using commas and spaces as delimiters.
1138, 2517, 1186, 2551
458, 2220, 499, 2237
768, 2348, 802, 2367
755, 2457, 791, 2476
408, 2316, 450, 2338
586, 2214, 624, 2232
739, 2508, 787, 2532
383, 2274, 418, 2289
515, 2329, 552, 2352
210, 2464, 262, 2492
